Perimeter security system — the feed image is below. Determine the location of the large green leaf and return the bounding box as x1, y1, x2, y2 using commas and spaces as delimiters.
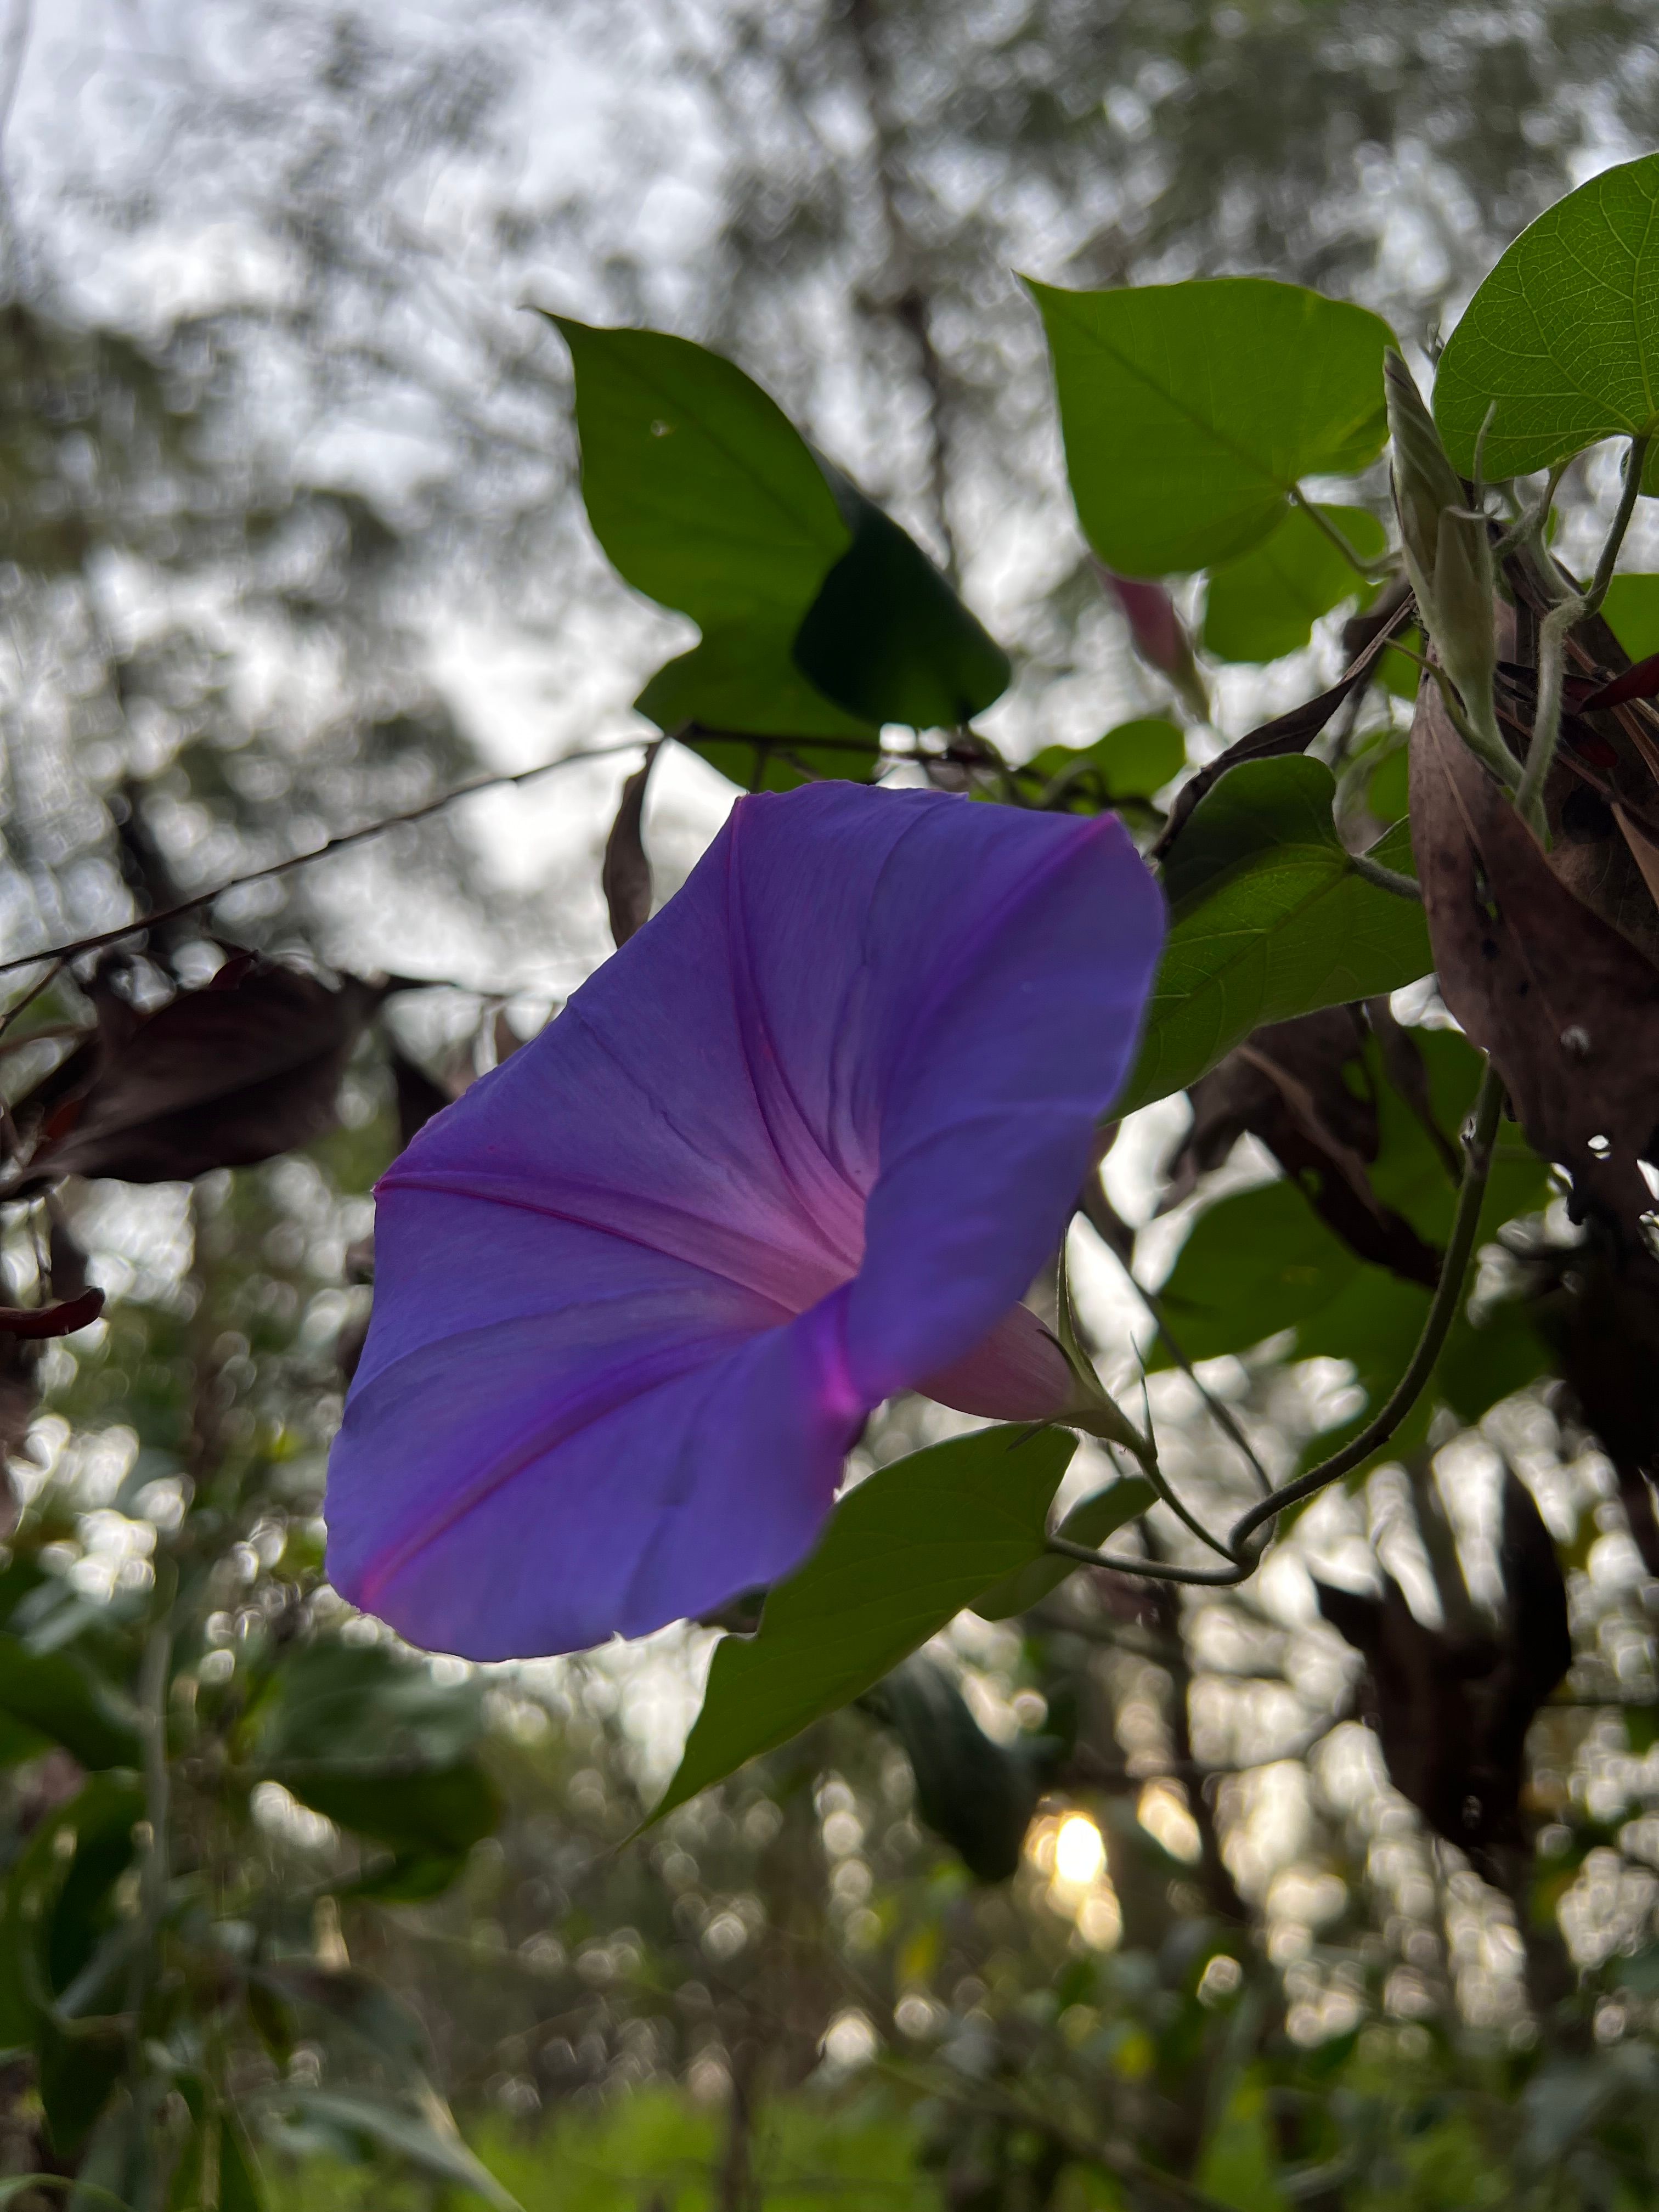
1202, 504, 1387, 663
1030, 277, 1395, 575
1435, 153, 1659, 491
1114, 758, 1432, 1115
554, 318, 1007, 776
653, 1425, 1075, 1823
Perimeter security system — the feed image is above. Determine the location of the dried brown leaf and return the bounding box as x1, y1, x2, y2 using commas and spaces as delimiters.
602, 750, 657, 949
18, 962, 381, 1188
1409, 682, 1659, 1230
0, 1289, 105, 1340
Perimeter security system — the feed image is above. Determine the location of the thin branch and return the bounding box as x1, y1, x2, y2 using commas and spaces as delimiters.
0, 739, 657, 981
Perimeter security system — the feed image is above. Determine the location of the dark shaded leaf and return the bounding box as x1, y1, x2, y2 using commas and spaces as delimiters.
794, 471, 1011, 729
1409, 680, 1659, 1230
1160, 1008, 1441, 1286
21, 963, 381, 1188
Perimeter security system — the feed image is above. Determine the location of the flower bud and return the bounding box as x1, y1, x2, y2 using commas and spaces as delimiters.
1385, 350, 1505, 772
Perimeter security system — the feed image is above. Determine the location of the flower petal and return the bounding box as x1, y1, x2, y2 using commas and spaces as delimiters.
325, 784, 1164, 1658
713, 789, 1165, 1398
328, 1189, 861, 1658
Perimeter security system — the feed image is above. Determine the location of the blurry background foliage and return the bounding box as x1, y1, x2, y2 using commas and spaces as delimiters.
4, 2, 1659, 2208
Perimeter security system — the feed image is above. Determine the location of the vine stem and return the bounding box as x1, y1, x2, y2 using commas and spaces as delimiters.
1517, 432, 1650, 831
1049, 1060, 1505, 1587
1289, 484, 1392, 582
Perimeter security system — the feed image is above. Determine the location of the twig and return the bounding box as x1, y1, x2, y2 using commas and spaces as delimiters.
0, 740, 654, 981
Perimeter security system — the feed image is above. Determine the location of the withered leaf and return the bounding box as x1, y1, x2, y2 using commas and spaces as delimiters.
18, 962, 382, 1189
602, 750, 657, 949
0, 1289, 105, 1339
1317, 1472, 1569, 1876
1409, 681, 1659, 1231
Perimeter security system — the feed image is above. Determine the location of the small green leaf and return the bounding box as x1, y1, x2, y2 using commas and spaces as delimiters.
973, 1477, 1158, 1621
1202, 505, 1387, 664
1030, 276, 1395, 575
1435, 153, 1659, 490
652, 1425, 1076, 1823
1115, 758, 1431, 1114
1604, 574, 1659, 660
1020, 719, 1186, 810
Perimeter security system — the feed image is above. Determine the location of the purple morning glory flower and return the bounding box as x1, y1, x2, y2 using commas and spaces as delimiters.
325, 784, 1164, 1660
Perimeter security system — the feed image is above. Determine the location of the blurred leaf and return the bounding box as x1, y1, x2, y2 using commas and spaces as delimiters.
255, 1962, 431, 2078
1031, 276, 1394, 574
21, 964, 381, 1188
1375, 624, 1422, 701
1435, 152, 1659, 491
1603, 573, 1659, 660
1019, 719, 1186, 811
872, 1656, 1041, 1883
1195, 2068, 1291, 2212
653, 1425, 1076, 1822
0, 1635, 140, 1770
973, 1476, 1157, 1620
250, 1638, 498, 1866
793, 470, 1010, 729
1116, 759, 1430, 1114
275, 2087, 519, 2209
1201, 504, 1386, 663
276, 1761, 499, 1864
250, 1638, 483, 1771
